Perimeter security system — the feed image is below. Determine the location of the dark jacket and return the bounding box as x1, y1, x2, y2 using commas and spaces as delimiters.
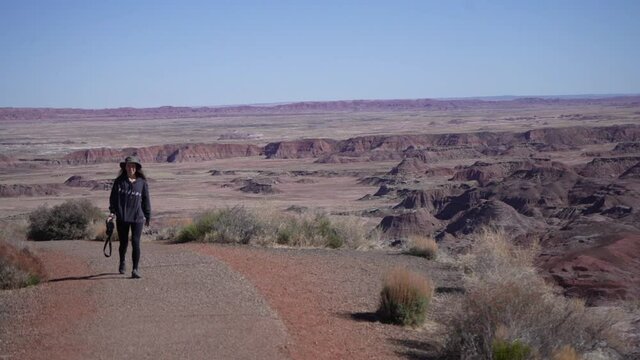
109, 176, 151, 223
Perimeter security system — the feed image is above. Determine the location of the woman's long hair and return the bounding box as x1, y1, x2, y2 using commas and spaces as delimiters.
116, 168, 147, 180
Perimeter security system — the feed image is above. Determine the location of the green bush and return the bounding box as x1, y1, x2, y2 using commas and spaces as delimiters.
493, 339, 532, 360
176, 223, 199, 243
276, 224, 294, 245
0, 240, 46, 289
317, 216, 343, 248
378, 268, 433, 326
27, 199, 103, 241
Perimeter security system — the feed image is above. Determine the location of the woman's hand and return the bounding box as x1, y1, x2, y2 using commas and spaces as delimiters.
145, 219, 150, 227
107, 213, 115, 222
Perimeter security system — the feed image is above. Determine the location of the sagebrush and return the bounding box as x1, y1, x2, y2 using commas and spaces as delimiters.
443, 228, 624, 359
27, 199, 103, 241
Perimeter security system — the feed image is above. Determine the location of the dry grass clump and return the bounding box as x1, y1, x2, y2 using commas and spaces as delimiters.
551, 345, 581, 360
0, 240, 46, 289
155, 217, 192, 241
271, 212, 342, 248
378, 267, 434, 326
443, 228, 624, 359
176, 206, 263, 244
492, 339, 531, 360
271, 212, 375, 249
176, 207, 379, 249
90, 220, 119, 242
407, 235, 438, 259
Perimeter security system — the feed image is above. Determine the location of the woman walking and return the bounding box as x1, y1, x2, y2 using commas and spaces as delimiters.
108, 156, 151, 279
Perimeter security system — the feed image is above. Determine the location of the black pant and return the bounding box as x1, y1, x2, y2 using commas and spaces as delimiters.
117, 220, 143, 270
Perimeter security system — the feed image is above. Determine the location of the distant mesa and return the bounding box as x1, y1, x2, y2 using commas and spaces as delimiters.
63, 143, 262, 165
217, 132, 263, 140
3, 96, 640, 121
64, 175, 111, 191
0, 183, 59, 197
10, 123, 635, 167
263, 139, 337, 159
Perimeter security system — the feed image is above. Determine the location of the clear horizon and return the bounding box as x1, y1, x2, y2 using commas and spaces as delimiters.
1, 0, 639, 108
4, 92, 640, 111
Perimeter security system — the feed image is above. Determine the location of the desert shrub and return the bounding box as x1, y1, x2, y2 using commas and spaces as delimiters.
492, 339, 531, 360
90, 220, 119, 242
272, 212, 342, 247
408, 235, 438, 259
551, 345, 580, 360
316, 215, 342, 248
0, 240, 46, 289
0, 219, 28, 242
272, 213, 379, 249
27, 199, 103, 241
274, 215, 314, 246
378, 267, 433, 326
443, 229, 623, 359
332, 215, 380, 249
176, 206, 263, 244
176, 223, 200, 243
155, 217, 191, 241
177, 207, 380, 249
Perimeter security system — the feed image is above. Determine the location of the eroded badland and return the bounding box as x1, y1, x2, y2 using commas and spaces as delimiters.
2, 97, 640, 304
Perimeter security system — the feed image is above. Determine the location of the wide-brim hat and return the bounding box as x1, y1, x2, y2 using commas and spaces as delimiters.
120, 155, 142, 169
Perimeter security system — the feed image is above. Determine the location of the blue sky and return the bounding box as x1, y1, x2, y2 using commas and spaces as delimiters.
1, 0, 639, 108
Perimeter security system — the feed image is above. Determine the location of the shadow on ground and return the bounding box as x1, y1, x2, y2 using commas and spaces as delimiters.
337, 312, 443, 359
336, 311, 379, 323
391, 338, 441, 359
48, 272, 125, 282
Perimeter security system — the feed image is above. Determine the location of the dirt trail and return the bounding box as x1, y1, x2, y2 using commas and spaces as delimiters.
192, 244, 462, 359
0, 241, 290, 360
1, 241, 463, 360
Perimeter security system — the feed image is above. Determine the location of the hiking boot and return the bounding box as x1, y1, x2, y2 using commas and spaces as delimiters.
131, 269, 141, 279
118, 262, 125, 274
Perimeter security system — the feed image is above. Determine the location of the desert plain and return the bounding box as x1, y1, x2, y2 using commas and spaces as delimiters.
1, 97, 640, 358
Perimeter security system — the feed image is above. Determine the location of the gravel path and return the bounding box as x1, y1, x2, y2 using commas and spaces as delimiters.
2, 240, 466, 360
0, 240, 291, 360
192, 244, 464, 359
